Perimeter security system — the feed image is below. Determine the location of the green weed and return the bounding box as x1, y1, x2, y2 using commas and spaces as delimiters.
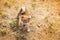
9, 20, 18, 31
4, 2, 11, 8
16, 36, 27, 40
0, 21, 3, 26
48, 23, 55, 33
0, 31, 6, 36
31, 0, 36, 9
2, 14, 8, 18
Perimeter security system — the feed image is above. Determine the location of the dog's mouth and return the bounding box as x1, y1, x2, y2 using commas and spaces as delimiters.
20, 22, 29, 27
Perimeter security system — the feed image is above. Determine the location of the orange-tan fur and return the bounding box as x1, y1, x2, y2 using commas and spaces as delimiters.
17, 7, 31, 33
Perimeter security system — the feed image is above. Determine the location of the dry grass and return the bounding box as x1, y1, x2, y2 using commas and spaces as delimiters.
0, 0, 60, 40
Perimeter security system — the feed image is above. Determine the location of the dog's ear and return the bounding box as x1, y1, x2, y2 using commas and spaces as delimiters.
18, 8, 22, 14
20, 6, 26, 15
18, 8, 25, 15
21, 6, 25, 13
17, 9, 22, 19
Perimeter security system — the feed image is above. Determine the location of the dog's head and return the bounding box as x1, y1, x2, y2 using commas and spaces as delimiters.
19, 6, 31, 23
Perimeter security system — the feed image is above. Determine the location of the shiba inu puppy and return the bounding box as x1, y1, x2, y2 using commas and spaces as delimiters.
17, 6, 31, 33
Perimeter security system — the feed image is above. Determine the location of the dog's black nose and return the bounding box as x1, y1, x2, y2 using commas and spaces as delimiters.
22, 24, 26, 27
20, 23, 26, 27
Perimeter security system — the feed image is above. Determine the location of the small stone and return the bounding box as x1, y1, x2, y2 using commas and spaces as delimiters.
3, 25, 6, 27
37, 24, 41, 28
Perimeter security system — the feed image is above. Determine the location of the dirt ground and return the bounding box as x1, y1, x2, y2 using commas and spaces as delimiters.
0, 0, 60, 40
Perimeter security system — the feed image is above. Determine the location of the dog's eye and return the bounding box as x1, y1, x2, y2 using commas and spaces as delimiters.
21, 16, 24, 18
21, 12, 25, 15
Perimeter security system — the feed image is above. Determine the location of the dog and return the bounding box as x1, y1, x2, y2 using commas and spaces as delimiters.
17, 6, 31, 33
